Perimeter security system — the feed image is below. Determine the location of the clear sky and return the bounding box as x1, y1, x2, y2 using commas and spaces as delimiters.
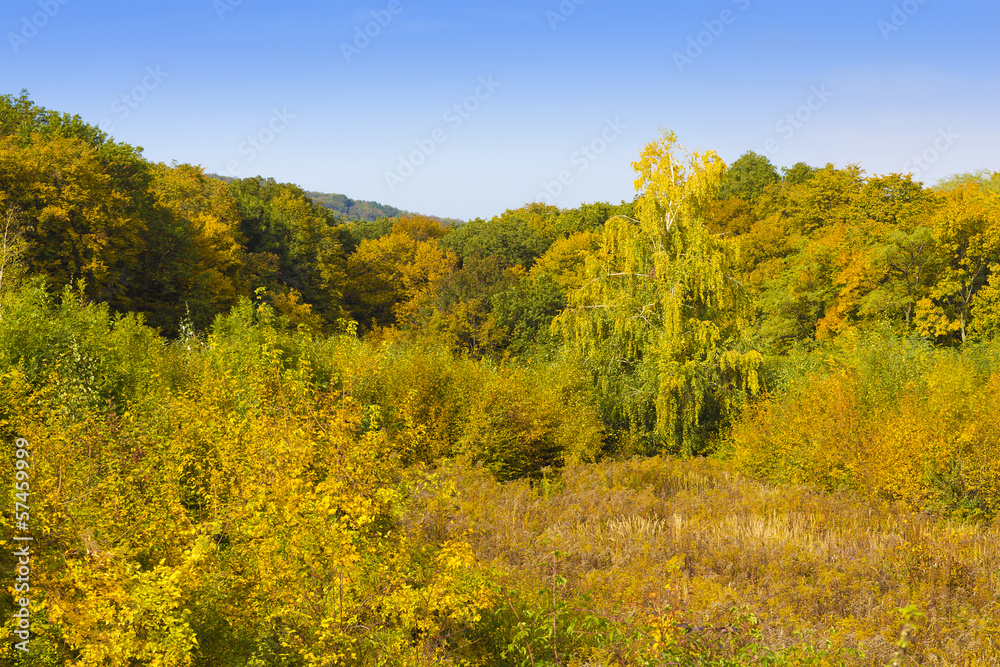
3, 0, 998, 220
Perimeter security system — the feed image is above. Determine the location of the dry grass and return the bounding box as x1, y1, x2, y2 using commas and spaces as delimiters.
406, 456, 1000, 665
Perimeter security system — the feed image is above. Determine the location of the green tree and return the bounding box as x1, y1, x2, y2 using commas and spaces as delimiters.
719, 151, 779, 203
552, 201, 633, 237
488, 272, 566, 358
493, 202, 562, 242
133, 163, 248, 331
229, 177, 349, 328
440, 213, 550, 269
418, 255, 517, 355
848, 174, 938, 327
781, 161, 817, 185
935, 169, 1000, 195
752, 164, 866, 346
0, 132, 148, 307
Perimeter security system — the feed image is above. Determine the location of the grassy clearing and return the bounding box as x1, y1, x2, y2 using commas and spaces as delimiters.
407, 456, 1000, 665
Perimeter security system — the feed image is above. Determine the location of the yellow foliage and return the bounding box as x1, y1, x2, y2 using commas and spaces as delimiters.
530, 230, 602, 291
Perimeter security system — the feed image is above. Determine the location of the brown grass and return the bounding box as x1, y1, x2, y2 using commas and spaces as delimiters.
405, 456, 1000, 665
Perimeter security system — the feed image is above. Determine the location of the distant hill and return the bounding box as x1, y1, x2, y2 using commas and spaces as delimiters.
206, 174, 461, 224
304, 191, 405, 221
306, 191, 464, 226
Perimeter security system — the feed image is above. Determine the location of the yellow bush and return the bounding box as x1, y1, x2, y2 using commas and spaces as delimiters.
728, 370, 865, 490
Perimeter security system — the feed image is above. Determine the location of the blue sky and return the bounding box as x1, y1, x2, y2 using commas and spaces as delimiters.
3, 0, 998, 220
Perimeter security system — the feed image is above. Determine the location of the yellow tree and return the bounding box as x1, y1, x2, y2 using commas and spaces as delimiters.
917, 182, 1000, 343
530, 229, 602, 291
344, 231, 456, 329
0, 133, 147, 304
141, 162, 248, 330
0, 204, 26, 309
555, 130, 762, 455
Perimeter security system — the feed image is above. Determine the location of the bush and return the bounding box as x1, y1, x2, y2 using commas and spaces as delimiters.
727, 326, 1000, 517
0, 279, 160, 416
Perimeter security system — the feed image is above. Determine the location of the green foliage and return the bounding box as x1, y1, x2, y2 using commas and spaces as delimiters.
551, 200, 636, 238
137, 162, 247, 332
336, 216, 395, 254
305, 190, 406, 220
489, 272, 566, 358
0, 279, 158, 412
228, 177, 349, 328
781, 161, 817, 185
414, 254, 517, 355
743, 165, 953, 350
557, 130, 762, 455
719, 151, 779, 203
933, 168, 1000, 194
441, 210, 552, 269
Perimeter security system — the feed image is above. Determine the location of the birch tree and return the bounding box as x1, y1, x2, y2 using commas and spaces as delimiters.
555, 130, 762, 455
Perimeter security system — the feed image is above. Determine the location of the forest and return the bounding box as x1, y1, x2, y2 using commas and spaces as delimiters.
2, 89, 1000, 665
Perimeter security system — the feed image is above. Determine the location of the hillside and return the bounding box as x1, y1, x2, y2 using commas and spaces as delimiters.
207, 173, 460, 224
